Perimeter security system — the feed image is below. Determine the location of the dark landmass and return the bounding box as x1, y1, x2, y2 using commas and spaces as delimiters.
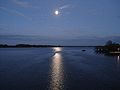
0, 44, 95, 48
95, 40, 120, 56
0, 44, 60, 48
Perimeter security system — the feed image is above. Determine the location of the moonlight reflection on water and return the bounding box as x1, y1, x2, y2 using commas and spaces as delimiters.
50, 47, 64, 90
117, 56, 120, 66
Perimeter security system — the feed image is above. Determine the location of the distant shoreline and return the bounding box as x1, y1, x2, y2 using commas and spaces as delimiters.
0, 44, 95, 48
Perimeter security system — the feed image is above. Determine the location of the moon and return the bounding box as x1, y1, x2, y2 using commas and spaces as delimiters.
54, 10, 59, 15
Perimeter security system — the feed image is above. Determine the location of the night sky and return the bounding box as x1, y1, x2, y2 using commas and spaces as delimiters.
0, 0, 120, 45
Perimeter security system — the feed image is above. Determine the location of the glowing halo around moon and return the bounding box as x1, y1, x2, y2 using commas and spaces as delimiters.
54, 10, 59, 15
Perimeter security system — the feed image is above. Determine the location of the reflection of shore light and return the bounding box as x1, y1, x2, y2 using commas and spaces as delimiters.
50, 52, 64, 90
117, 56, 120, 64
53, 47, 62, 53
118, 56, 120, 60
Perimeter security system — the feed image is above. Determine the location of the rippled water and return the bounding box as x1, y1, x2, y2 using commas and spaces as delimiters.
0, 47, 120, 90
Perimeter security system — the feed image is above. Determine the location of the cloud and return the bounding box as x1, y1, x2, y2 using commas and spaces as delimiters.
0, 24, 8, 30
57, 4, 74, 15
0, 24, 6, 26
0, 35, 120, 45
59, 5, 70, 10
11, 0, 38, 8
0, 6, 31, 20
0, 27, 6, 30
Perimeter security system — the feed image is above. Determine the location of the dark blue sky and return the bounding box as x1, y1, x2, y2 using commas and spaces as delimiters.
0, 0, 120, 45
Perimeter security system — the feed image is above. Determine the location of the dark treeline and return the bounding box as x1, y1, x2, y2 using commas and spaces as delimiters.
95, 40, 120, 55
0, 44, 95, 48
0, 44, 61, 48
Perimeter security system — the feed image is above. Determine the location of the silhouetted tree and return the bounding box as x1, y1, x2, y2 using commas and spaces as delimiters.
106, 40, 112, 46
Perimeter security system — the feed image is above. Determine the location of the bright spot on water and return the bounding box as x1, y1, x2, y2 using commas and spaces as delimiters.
117, 56, 120, 64
53, 47, 62, 53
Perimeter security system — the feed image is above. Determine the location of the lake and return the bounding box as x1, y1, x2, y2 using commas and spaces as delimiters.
0, 47, 120, 90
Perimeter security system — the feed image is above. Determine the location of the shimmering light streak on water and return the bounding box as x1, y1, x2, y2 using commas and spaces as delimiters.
50, 48, 64, 90
117, 56, 119, 63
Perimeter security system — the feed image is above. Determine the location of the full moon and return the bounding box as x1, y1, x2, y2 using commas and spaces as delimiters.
55, 10, 59, 15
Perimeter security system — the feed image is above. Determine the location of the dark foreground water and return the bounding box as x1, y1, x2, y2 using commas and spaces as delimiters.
0, 47, 120, 90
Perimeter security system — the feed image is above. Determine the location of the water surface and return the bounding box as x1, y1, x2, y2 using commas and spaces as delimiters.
0, 47, 120, 90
